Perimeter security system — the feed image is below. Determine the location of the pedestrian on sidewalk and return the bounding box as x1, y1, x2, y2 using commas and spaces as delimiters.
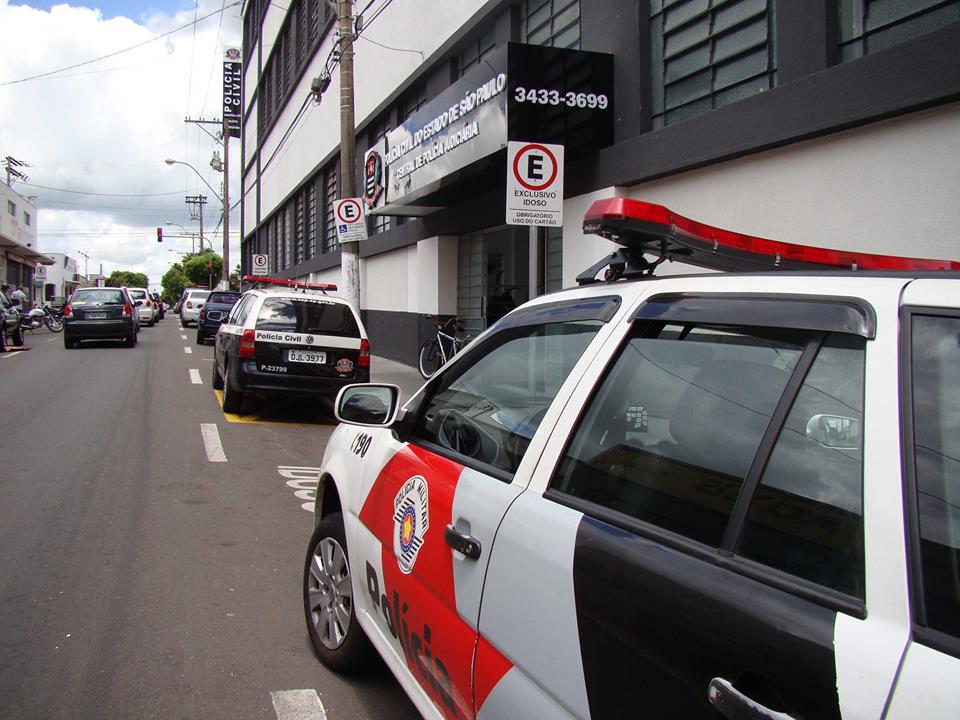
11, 284, 28, 311
0, 284, 11, 351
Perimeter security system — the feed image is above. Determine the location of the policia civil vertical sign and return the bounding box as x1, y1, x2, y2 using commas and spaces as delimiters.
506, 141, 564, 226
223, 47, 242, 139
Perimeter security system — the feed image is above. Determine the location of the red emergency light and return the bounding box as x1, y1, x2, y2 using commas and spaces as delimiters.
242, 275, 338, 291
579, 198, 959, 283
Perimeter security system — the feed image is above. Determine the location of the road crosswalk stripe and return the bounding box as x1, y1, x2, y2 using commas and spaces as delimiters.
200, 423, 227, 462
184, 346, 193, 354
270, 690, 327, 720
189, 369, 202, 384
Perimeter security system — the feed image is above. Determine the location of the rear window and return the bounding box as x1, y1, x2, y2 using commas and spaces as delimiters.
72, 290, 125, 304
128, 289, 148, 299
188, 291, 210, 301
256, 297, 360, 337
208, 292, 241, 305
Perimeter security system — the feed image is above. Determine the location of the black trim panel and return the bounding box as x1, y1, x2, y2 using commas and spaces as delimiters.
495, 295, 621, 330
572, 514, 842, 720
633, 293, 877, 338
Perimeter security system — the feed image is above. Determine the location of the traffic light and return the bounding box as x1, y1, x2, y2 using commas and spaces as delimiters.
157, 227, 163, 243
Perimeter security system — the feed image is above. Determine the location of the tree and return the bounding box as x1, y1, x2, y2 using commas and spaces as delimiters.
106, 270, 148, 288
161, 264, 188, 304
182, 251, 223, 288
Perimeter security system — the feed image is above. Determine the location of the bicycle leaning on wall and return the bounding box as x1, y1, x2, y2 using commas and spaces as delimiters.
418, 316, 473, 379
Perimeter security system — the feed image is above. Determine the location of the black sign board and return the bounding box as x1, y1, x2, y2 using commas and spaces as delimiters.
223, 47, 242, 139
369, 42, 613, 214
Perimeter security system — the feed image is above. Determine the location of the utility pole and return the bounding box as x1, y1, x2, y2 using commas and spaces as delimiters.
185, 195, 207, 252
337, 0, 359, 311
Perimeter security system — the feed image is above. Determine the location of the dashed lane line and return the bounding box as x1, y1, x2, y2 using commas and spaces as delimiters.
189, 369, 202, 384
270, 690, 327, 720
200, 423, 227, 462
181, 334, 187, 340
184, 346, 193, 354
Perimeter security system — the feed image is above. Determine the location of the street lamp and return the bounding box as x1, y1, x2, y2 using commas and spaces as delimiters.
164, 158, 227, 285
164, 220, 210, 253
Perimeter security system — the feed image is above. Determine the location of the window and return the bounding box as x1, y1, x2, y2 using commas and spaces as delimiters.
256, 297, 359, 337
838, 0, 959, 62
399, 83, 428, 123
738, 334, 865, 597
306, 180, 318, 260
414, 319, 603, 475
7, 200, 15, 216
539, 226, 563, 294
552, 317, 868, 595
322, 162, 338, 254
523, 0, 580, 49
23, 211, 31, 226
649, 0, 777, 127
909, 314, 960, 638
458, 29, 496, 77
553, 323, 802, 546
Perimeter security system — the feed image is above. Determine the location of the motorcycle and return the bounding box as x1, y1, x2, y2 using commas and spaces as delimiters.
8, 302, 63, 333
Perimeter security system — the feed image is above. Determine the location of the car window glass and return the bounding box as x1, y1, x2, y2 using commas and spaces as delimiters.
72, 290, 125, 304
413, 320, 603, 475
737, 333, 866, 597
551, 323, 803, 547
128, 289, 147, 299
208, 292, 240, 305
256, 297, 359, 337
233, 295, 255, 325
910, 314, 960, 638
189, 291, 210, 301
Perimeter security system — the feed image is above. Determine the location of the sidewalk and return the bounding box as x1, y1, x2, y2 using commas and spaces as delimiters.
370, 355, 425, 403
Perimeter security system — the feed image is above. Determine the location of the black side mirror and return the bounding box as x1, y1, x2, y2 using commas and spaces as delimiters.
335, 384, 401, 426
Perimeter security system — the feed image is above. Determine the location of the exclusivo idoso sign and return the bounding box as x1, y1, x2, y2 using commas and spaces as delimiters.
506, 141, 564, 227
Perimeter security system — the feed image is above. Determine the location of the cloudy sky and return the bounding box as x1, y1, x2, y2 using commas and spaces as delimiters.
0, 0, 243, 290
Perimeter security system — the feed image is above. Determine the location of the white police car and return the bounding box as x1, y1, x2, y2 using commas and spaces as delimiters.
212, 276, 369, 413
302, 199, 960, 720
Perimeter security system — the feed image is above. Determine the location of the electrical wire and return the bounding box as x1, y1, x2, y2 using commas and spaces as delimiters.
19, 182, 187, 197
259, 93, 313, 176
0, 1, 242, 87
356, 35, 423, 59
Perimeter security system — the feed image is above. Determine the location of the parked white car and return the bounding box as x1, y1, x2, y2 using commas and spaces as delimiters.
125, 288, 157, 327
179, 289, 210, 327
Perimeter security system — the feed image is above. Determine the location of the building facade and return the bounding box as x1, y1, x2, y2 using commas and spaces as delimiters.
1, 182, 51, 306
240, 0, 960, 366
40, 253, 83, 305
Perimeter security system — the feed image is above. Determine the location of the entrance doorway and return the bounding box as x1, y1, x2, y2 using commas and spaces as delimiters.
458, 226, 529, 333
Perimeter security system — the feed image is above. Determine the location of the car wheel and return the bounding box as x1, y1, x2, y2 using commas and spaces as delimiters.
123, 331, 136, 347
63, 334, 76, 349
196, 329, 204, 345
212, 357, 224, 389
221, 363, 244, 413
12, 324, 24, 347
303, 513, 374, 672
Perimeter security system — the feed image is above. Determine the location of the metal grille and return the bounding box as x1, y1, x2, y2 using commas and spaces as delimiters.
650, 0, 777, 127
323, 163, 338, 254
838, 0, 958, 61
294, 193, 305, 265
544, 226, 563, 293
284, 206, 293, 269
306, 181, 317, 260
523, 0, 581, 49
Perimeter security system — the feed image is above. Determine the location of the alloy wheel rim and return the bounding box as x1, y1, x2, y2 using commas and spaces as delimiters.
308, 537, 353, 650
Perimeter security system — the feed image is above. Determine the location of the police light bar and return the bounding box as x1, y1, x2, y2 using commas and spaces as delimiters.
579, 198, 959, 282
241, 275, 338, 291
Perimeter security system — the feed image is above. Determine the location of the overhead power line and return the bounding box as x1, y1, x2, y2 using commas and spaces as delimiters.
20, 182, 193, 197
0, 1, 242, 87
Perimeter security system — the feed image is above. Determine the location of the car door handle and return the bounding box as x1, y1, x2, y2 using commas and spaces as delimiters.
708, 678, 796, 720
445, 525, 481, 560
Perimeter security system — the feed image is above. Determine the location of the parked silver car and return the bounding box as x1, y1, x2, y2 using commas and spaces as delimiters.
179, 289, 210, 327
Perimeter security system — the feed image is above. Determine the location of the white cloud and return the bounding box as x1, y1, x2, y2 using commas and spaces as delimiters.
0, 0, 243, 289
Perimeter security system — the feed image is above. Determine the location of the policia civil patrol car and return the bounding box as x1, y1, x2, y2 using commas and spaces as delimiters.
302, 199, 960, 720
212, 277, 369, 413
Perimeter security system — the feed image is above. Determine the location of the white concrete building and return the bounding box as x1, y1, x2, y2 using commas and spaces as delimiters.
1, 182, 52, 307
39, 253, 83, 305
240, 0, 960, 366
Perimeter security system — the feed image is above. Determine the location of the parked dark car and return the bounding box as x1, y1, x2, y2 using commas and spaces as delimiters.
63, 287, 140, 348
196, 290, 241, 344
152, 292, 165, 320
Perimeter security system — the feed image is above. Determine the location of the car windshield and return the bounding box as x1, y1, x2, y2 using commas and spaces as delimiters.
72, 290, 125, 304
208, 292, 241, 305
256, 297, 359, 337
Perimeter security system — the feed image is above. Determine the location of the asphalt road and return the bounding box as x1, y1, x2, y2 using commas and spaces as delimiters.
0, 320, 422, 720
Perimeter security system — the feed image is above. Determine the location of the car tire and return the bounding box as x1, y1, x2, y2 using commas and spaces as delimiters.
221, 363, 244, 413
123, 332, 135, 347
303, 513, 374, 673
212, 357, 224, 390
63, 334, 76, 349
196, 329, 204, 345
12, 324, 24, 347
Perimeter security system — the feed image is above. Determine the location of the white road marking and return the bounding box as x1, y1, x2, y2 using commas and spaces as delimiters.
181, 334, 187, 340
189, 369, 202, 384
1, 351, 23, 360
270, 690, 327, 720
278, 466, 321, 513
184, 346, 193, 354
47, 337, 57, 343
200, 423, 227, 462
